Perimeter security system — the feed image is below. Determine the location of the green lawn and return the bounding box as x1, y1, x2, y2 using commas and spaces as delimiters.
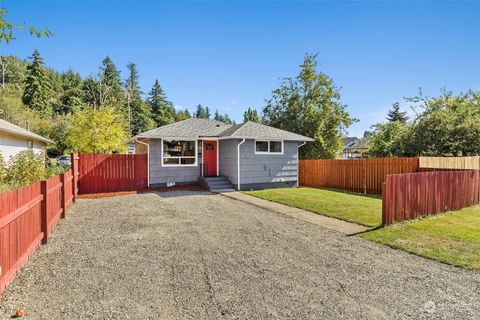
243, 187, 382, 227
361, 207, 480, 270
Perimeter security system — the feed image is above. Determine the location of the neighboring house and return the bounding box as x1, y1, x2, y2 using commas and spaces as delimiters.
132, 118, 313, 191
342, 136, 369, 159
0, 119, 53, 163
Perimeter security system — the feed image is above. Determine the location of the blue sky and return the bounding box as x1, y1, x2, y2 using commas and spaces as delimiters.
2, 0, 479, 137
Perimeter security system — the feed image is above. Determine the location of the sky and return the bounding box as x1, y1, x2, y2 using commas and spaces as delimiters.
1, 0, 479, 137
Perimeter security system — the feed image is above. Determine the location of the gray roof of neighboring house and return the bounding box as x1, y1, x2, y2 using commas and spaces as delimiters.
135, 118, 314, 141
0, 119, 53, 144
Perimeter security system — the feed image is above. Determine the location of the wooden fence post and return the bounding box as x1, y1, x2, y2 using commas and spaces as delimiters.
40, 180, 49, 244
71, 153, 77, 202
381, 182, 387, 225
60, 173, 66, 219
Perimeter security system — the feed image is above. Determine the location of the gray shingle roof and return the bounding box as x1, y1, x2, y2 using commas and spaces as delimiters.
136, 118, 231, 139
136, 118, 314, 141
0, 119, 53, 144
219, 121, 314, 141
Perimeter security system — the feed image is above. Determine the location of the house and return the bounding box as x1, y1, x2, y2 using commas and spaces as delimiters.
0, 119, 53, 162
133, 118, 313, 191
341, 136, 369, 159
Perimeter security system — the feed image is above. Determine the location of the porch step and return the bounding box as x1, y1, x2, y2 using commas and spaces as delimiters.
199, 176, 235, 191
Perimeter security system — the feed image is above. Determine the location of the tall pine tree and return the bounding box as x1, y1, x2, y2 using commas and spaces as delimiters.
386, 102, 409, 123
147, 79, 176, 126
22, 50, 54, 116
213, 109, 235, 124
194, 104, 211, 119
82, 56, 124, 110
243, 107, 260, 123
125, 62, 154, 136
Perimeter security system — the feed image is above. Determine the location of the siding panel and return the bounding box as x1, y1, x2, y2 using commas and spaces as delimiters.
148, 139, 201, 185
239, 140, 298, 185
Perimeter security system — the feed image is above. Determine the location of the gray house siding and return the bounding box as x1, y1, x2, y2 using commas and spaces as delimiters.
148, 139, 201, 187
238, 139, 298, 190
142, 138, 299, 190
219, 139, 239, 185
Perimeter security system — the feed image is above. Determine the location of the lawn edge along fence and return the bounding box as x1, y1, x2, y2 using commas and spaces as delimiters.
382, 170, 480, 225
0, 160, 78, 295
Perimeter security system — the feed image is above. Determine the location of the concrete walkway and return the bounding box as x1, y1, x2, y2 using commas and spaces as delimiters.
220, 191, 369, 235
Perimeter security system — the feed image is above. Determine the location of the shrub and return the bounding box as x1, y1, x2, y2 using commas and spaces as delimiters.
5, 150, 46, 186
0, 152, 6, 183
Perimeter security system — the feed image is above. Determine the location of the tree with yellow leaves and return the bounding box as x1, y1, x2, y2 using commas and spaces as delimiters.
66, 107, 128, 153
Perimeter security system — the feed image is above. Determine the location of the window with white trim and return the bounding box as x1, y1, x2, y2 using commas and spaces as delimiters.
162, 140, 197, 166
255, 140, 283, 154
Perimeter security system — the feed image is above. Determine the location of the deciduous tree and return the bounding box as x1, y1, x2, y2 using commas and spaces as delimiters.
66, 107, 128, 153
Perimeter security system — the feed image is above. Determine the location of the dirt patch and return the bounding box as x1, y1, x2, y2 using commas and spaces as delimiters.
77, 184, 205, 199
0, 191, 479, 319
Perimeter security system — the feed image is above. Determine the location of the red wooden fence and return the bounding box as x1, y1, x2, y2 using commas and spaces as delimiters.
78, 154, 147, 194
0, 168, 77, 294
382, 170, 480, 225
299, 157, 419, 194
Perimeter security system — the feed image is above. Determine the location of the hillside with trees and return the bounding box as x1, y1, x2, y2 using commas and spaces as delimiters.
0, 52, 180, 155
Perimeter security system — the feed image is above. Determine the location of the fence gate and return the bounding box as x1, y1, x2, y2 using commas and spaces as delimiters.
77, 153, 148, 194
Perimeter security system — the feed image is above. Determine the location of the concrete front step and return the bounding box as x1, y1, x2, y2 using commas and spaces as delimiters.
199, 176, 235, 191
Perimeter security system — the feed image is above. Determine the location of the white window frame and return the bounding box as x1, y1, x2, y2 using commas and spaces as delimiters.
254, 139, 284, 155
161, 138, 198, 167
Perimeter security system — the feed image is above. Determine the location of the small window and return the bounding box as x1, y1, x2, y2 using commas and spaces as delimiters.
255, 141, 269, 152
270, 141, 282, 153
162, 140, 197, 166
255, 140, 283, 154
27, 140, 33, 149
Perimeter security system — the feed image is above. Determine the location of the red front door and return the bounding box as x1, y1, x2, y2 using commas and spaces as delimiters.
203, 140, 218, 177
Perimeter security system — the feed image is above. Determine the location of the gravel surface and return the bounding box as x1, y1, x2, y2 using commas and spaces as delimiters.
0, 191, 479, 319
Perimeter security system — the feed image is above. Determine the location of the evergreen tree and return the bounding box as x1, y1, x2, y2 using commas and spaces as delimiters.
194, 104, 211, 119
213, 109, 235, 124
147, 79, 176, 126
386, 102, 409, 123
22, 50, 54, 116
176, 108, 191, 121
82, 57, 124, 110
243, 107, 260, 123
263, 53, 355, 159
125, 62, 154, 136
55, 69, 84, 114
100, 56, 124, 108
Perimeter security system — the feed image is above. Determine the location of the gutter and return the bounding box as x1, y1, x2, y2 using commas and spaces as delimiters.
134, 138, 150, 188
237, 138, 246, 190
296, 141, 307, 187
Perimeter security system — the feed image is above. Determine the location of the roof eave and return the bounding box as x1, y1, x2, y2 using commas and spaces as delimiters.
0, 128, 53, 144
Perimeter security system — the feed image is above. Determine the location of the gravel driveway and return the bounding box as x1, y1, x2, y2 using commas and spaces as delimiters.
0, 191, 479, 319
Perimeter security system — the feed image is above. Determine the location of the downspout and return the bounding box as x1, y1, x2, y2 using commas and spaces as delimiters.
134, 138, 150, 188
296, 141, 306, 187
237, 138, 246, 190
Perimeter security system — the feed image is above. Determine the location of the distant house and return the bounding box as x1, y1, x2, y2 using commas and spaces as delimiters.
342, 136, 369, 159
0, 119, 53, 162
132, 118, 313, 191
